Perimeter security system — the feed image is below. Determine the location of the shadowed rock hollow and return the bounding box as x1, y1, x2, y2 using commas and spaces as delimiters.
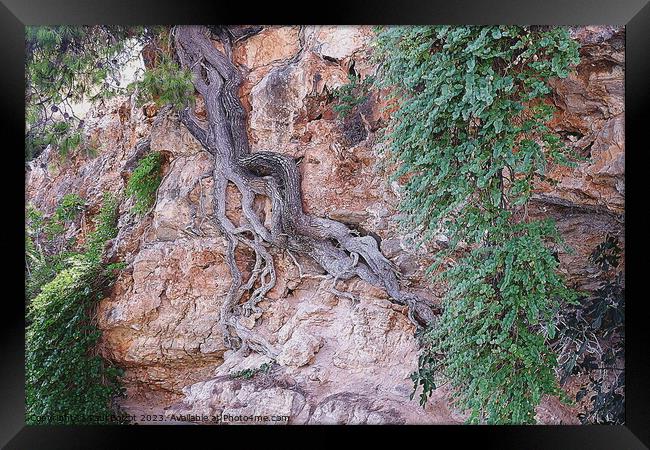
25, 25, 624, 424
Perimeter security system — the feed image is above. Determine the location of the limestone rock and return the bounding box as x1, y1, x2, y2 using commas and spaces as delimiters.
308, 393, 406, 425
276, 329, 324, 368
540, 26, 625, 216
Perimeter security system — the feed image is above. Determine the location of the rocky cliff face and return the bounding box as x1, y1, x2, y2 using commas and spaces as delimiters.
25, 25, 624, 424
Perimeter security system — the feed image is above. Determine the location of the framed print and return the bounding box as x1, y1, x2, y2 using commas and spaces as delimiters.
1, 0, 647, 447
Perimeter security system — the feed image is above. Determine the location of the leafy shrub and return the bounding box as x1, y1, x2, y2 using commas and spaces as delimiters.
125, 151, 164, 215
85, 192, 120, 260
374, 26, 581, 423
43, 193, 86, 240
25, 195, 85, 299
26, 193, 127, 425
55, 193, 86, 222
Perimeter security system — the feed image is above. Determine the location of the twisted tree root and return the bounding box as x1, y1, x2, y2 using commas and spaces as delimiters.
171, 26, 436, 358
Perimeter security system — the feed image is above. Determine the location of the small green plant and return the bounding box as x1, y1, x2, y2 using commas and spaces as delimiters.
126, 152, 164, 215
85, 192, 120, 260
26, 204, 46, 243
55, 193, 86, 222
45, 193, 85, 240
26, 192, 127, 425
230, 362, 273, 380
332, 73, 374, 118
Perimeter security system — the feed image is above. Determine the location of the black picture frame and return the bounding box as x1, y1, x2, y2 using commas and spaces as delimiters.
2, 0, 647, 448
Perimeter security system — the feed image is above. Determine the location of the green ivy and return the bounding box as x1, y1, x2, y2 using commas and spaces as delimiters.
26, 193, 127, 425
125, 151, 164, 215
374, 26, 581, 424
411, 220, 577, 423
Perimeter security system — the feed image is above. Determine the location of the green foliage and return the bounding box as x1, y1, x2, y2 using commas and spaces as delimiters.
25, 26, 140, 161
43, 193, 86, 240
374, 26, 581, 249
26, 26, 99, 106
374, 26, 581, 423
555, 235, 624, 424
135, 55, 194, 109
412, 220, 577, 423
25, 195, 86, 299
25, 246, 75, 302
125, 152, 164, 215
55, 193, 86, 222
25, 120, 84, 160
26, 205, 49, 299
230, 362, 273, 380
332, 72, 374, 118
26, 193, 126, 425
24, 26, 194, 162
86, 192, 120, 261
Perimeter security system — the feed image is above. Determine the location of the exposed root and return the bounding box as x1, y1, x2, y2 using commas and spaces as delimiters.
172, 25, 436, 359
327, 276, 359, 303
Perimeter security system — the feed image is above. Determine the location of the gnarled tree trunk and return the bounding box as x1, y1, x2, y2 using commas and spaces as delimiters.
172, 25, 434, 358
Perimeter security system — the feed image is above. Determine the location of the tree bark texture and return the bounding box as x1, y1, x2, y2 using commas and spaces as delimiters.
172, 25, 435, 357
